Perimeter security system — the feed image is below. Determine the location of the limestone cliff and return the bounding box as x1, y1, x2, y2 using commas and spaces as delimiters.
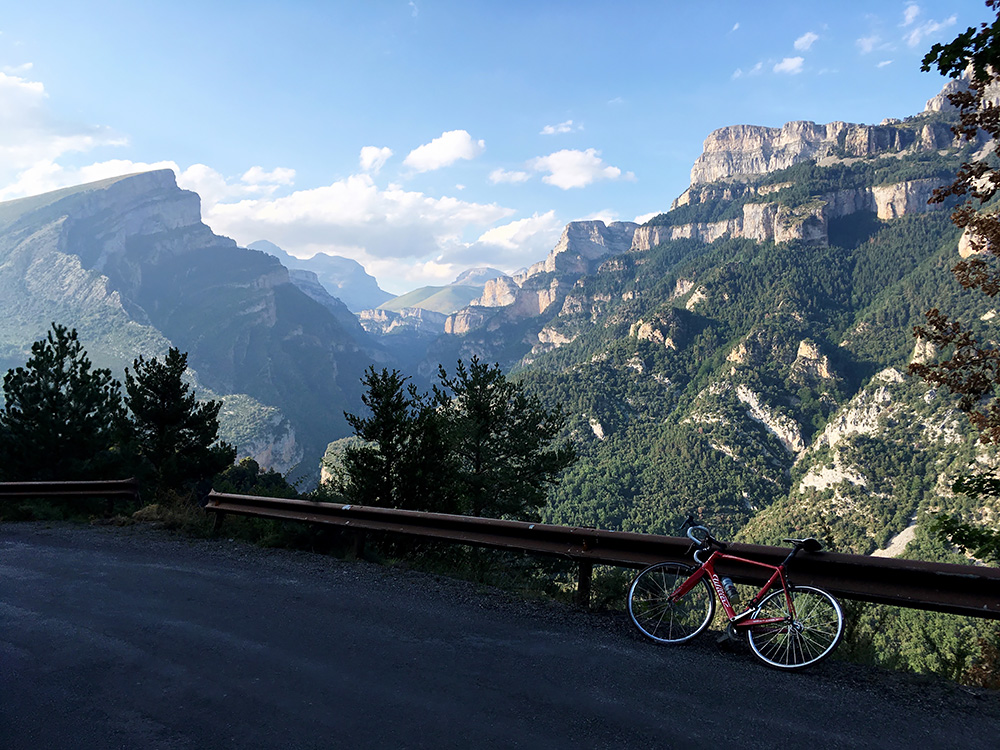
0, 169, 381, 477
689, 119, 957, 185
443, 221, 637, 336
634, 179, 943, 251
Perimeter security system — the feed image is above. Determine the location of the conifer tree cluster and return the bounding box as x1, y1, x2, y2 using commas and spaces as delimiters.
0, 323, 235, 494
335, 357, 576, 520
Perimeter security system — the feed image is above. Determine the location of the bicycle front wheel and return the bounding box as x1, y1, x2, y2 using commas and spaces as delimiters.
628, 562, 715, 644
746, 585, 844, 670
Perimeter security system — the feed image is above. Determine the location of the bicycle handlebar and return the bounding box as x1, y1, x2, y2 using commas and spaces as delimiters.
685, 525, 711, 545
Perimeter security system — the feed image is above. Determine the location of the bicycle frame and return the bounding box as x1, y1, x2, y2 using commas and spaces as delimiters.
670, 548, 795, 628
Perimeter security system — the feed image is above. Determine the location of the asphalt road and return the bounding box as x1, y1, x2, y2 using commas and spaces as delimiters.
2, 522, 998, 750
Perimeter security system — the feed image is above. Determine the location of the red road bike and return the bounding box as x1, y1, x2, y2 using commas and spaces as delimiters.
627, 519, 844, 670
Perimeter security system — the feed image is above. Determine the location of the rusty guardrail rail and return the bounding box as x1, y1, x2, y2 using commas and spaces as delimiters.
205, 491, 1000, 618
0, 478, 140, 504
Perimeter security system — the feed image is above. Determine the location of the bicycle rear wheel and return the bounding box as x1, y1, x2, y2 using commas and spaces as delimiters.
628, 562, 715, 644
746, 585, 844, 670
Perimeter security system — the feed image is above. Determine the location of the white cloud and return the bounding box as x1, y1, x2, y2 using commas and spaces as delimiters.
403, 130, 485, 172
474, 211, 561, 250
540, 120, 581, 135
489, 168, 531, 184
877, 59, 893, 68
242, 166, 295, 186
903, 4, 920, 26
794, 32, 819, 51
359, 146, 393, 173
201, 171, 513, 263
0, 71, 126, 182
634, 211, 660, 224
0, 158, 182, 202
2, 63, 33, 75
904, 15, 957, 48
774, 57, 804, 75
856, 35, 881, 54
528, 148, 629, 190
731, 23, 740, 32
734, 61, 765, 78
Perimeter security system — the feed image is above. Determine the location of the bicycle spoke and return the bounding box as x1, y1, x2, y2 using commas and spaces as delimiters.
747, 586, 844, 670
628, 563, 715, 644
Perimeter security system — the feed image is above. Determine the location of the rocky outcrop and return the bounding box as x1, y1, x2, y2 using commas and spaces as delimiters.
816, 368, 904, 449
791, 339, 838, 382
444, 221, 636, 337
871, 179, 941, 219
445, 307, 493, 335
636, 179, 942, 251
542, 220, 638, 272
735, 384, 806, 455
689, 120, 950, 185
0, 170, 380, 478
359, 306, 447, 336
475, 276, 519, 307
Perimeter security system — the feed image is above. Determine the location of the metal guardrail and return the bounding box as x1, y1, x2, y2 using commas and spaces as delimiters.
0, 478, 140, 502
204, 491, 1000, 618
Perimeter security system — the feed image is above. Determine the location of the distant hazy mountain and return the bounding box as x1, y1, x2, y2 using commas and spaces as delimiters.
249, 240, 394, 312
0, 170, 380, 477
452, 267, 505, 286
377, 285, 483, 315
373, 267, 506, 316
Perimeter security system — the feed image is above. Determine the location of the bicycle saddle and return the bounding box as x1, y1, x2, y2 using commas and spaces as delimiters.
782, 537, 824, 552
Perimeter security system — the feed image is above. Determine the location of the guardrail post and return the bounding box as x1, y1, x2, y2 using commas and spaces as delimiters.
212, 511, 226, 536
350, 530, 366, 560
575, 561, 593, 607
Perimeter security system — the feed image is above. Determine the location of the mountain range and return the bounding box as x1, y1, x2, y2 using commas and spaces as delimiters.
0, 75, 994, 563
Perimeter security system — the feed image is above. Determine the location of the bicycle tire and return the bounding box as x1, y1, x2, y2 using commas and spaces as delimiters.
628, 562, 715, 644
746, 585, 844, 670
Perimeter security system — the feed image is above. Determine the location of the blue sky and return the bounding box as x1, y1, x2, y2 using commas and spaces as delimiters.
0, 1, 987, 293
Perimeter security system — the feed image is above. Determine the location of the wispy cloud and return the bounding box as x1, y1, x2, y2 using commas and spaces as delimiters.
903, 4, 920, 26
904, 14, 957, 48
856, 34, 882, 54
488, 168, 531, 184
877, 60, 893, 68
732, 61, 763, 79
403, 130, 485, 173
774, 57, 804, 75
540, 119, 581, 135
794, 32, 819, 51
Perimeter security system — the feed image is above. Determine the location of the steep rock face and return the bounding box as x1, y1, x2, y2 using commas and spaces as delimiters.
544, 220, 638, 272
871, 179, 940, 219
250, 239, 394, 312
689, 120, 944, 185
0, 170, 379, 475
358, 307, 447, 336
475, 276, 519, 307
635, 179, 942, 251
444, 221, 636, 337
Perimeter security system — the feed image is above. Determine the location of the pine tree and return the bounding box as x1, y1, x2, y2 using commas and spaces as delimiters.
0, 323, 124, 480
339, 366, 456, 512
434, 357, 576, 520
123, 347, 235, 493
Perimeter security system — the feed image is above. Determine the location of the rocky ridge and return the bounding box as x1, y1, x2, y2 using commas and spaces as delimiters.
689, 118, 956, 185
0, 170, 379, 476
